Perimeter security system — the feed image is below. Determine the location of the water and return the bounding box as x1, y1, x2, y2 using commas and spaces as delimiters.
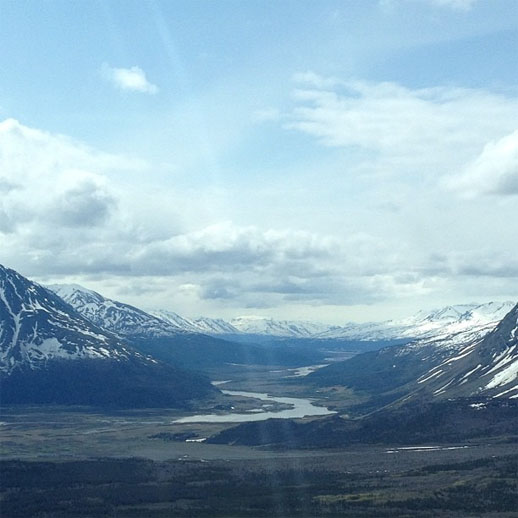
173, 389, 335, 424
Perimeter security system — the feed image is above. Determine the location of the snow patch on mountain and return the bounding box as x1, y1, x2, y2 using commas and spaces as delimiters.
412, 303, 518, 399
191, 316, 241, 335
48, 284, 188, 339
229, 315, 337, 338
318, 302, 516, 341
149, 309, 200, 333
0, 266, 131, 374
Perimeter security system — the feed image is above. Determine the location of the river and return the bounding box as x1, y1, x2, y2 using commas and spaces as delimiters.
173, 388, 335, 424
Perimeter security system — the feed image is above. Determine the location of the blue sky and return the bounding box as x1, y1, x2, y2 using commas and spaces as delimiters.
0, 0, 517, 322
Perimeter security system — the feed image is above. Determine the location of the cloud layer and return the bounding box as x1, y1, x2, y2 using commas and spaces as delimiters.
2, 65, 517, 321
289, 76, 518, 174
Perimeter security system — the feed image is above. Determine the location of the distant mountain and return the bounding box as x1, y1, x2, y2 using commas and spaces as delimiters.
141, 302, 515, 343
308, 302, 518, 411
1, 265, 216, 407
149, 309, 200, 333
48, 284, 190, 339
228, 316, 337, 338
190, 316, 241, 335
48, 284, 322, 370
316, 302, 515, 341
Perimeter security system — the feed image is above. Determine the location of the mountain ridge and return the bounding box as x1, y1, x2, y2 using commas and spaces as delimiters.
1, 265, 217, 407
46, 281, 516, 343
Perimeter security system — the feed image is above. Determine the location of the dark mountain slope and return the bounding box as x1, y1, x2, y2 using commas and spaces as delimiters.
209, 305, 518, 448
0, 265, 216, 407
306, 304, 518, 410
417, 303, 518, 400
48, 284, 322, 369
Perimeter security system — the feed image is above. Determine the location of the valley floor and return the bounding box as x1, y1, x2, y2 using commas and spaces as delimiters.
1, 443, 517, 517
2, 364, 517, 517
2, 402, 518, 517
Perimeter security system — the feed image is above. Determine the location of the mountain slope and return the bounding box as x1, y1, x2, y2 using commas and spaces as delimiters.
307, 303, 518, 413
191, 316, 241, 335
48, 284, 189, 339
48, 284, 321, 370
149, 309, 200, 333
416, 303, 518, 399
229, 316, 337, 338
1, 265, 216, 407
316, 302, 515, 341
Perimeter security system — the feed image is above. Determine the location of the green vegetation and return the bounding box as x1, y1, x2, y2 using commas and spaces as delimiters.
2, 454, 517, 517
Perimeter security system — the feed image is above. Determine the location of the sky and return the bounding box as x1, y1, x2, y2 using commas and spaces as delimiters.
0, 0, 517, 323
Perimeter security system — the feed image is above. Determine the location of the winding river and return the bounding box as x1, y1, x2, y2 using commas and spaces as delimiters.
173, 388, 335, 424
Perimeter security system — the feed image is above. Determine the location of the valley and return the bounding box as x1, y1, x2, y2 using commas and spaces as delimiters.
1, 265, 517, 517
2, 368, 518, 517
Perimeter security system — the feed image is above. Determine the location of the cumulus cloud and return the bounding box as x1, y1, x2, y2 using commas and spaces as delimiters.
101, 64, 159, 94
447, 131, 518, 197
50, 178, 116, 227
2, 116, 516, 317
0, 207, 15, 233
1, 118, 403, 308
0, 118, 136, 233
252, 108, 281, 123
0, 178, 19, 193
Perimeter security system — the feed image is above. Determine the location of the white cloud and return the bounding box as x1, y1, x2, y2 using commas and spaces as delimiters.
293, 71, 340, 89
287, 75, 518, 180
447, 131, 518, 197
101, 64, 158, 94
1, 116, 516, 320
0, 119, 124, 232
0, 118, 406, 310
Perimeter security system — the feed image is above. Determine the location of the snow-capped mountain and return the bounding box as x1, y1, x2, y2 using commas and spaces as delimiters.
148, 309, 200, 333
309, 303, 518, 403
1, 265, 216, 407
190, 316, 241, 335
48, 284, 190, 339
416, 303, 518, 399
1, 267, 131, 374
150, 302, 516, 341
229, 316, 336, 338
317, 302, 516, 341
47, 281, 515, 361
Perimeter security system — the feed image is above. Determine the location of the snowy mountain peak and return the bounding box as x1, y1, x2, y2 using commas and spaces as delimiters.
191, 316, 241, 335
47, 284, 187, 339
0, 265, 130, 374
420, 303, 518, 399
149, 309, 200, 333
44, 280, 517, 345
229, 316, 334, 338
1, 265, 217, 407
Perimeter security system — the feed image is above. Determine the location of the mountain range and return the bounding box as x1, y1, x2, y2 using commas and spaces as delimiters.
46, 284, 321, 369
308, 301, 518, 406
2, 264, 517, 414
48, 283, 515, 343
209, 302, 518, 448
0, 265, 216, 407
